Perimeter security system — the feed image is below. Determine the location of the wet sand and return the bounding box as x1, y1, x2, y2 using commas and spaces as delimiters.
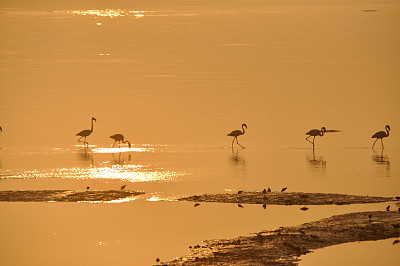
163, 211, 400, 265
179, 191, 394, 205
0, 190, 144, 202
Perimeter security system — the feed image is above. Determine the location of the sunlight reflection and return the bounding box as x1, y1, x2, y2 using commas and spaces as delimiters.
93, 147, 154, 154
81, 195, 141, 204
2, 165, 183, 183
68, 9, 148, 18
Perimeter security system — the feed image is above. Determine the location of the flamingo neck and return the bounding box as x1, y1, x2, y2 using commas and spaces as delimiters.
90, 119, 94, 133
242, 125, 246, 134
123, 140, 131, 148
386, 128, 390, 137
320, 130, 325, 136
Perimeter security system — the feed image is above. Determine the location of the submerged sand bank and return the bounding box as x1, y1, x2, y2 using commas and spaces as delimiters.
164, 211, 400, 265
179, 191, 394, 206
0, 190, 144, 202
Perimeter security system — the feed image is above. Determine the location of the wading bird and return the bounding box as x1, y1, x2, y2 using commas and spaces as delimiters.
372, 125, 390, 149
281, 187, 287, 192
227, 123, 247, 149
306, 127, 326, 148
76, 117, 96, 147
121, 185, 126, 190
110, 134, 131, 148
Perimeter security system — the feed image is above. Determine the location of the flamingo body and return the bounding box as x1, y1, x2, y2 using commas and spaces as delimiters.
306, 127, 326, 148
76, 117, 96, 146
228, 123, 247, 149
372, 125, 390, 148
110, 134, 131, 148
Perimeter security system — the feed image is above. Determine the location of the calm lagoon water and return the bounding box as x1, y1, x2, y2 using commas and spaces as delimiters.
1, 0, 399, 265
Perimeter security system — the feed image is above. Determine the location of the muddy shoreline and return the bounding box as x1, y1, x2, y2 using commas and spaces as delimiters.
163, 211, 400, 265
179, 191, 394, 206
0, 190, 144, 202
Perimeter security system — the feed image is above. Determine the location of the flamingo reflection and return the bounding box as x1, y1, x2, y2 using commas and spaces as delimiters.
227, 124, 247, 149
372, 125, 390, 149
76, 117, 96, 146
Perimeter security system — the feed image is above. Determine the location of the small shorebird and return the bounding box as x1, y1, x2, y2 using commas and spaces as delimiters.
386, 205, 390, 211
227, 124, 247, 149
121, 185, 126, 190
267, 187, 271, 192
86, 186, 90, 191
238, 204, 244, 208
238, 190, 243, 195
300, 207, 309, 211
372, 125, 390, 148
281, 187, 287, 192
263, 189, 267, 194
194, 203, 201, 207
110, 134, 131, 148
76, 117, 96, 147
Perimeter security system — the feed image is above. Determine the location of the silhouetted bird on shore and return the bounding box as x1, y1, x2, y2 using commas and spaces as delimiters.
368, 214, 372, 220
372, 125, 391, 148
263, 189, 267, 195
86, 186, 90, 191
386, 205, 390, 211
263, 203, 267, 209
76, 117, 96, 146
194, 203, 201, 207
393, 240, 400, 245
267, 187, 271, 192
300, 207, 309, 211
121, 185, 126, 190
110, 134, 131, 148
238, 190, 243, 195
227, 124, 247, 149
281, 187, 287, 192
238, 204, 244, 208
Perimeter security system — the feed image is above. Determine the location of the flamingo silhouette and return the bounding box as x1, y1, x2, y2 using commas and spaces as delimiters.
372, 125, 390, 149
0, 126, 2, 132
227, 124, 247, 149
110, 134, 131, 148
76, 117, 96, 147
306, 127, 326, 148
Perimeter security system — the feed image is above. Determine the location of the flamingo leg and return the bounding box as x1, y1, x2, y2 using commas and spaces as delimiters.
84, 136, 88, 147
381, 138, 384, 148
232, 137, 235, 149
236, 137, 245, 149
306, 136, 314, 144
113, 140, 117, 147
372, 138, 378, 149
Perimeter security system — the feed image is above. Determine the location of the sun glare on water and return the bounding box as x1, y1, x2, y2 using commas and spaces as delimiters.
68, 9, 148, 18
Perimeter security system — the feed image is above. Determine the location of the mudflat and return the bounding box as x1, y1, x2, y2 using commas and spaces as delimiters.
0, 190, 144, 202
164, 211, 400, 265
179, 191, 394, 205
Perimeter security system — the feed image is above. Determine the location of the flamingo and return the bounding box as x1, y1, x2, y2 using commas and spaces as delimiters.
110, 134, 131, 148
306, 127, 326, 148
76, 117, 96, 146
0, 126, 2, 132
227, 123, 247, 149
371, 125, 390, 149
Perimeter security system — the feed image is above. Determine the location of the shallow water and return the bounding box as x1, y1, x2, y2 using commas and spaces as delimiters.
1, 0, 400, 265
